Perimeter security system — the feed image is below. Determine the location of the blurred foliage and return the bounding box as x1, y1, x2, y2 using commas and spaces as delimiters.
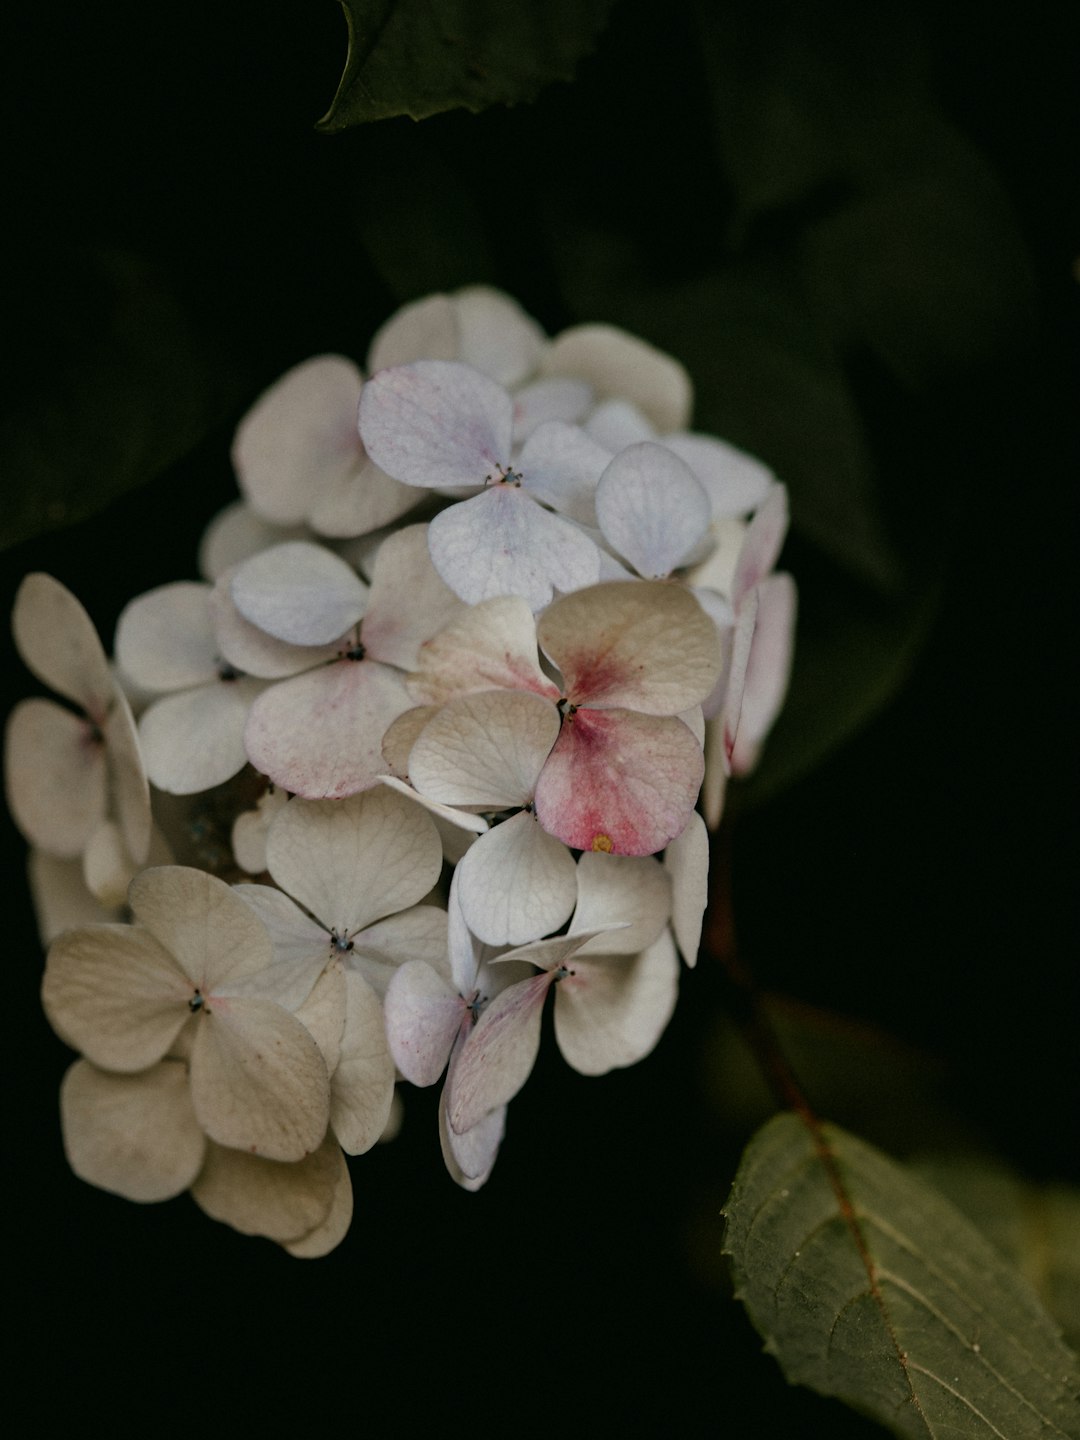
320, 0, 617, 127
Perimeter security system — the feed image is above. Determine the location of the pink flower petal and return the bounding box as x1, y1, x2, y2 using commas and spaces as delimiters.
384, 960, 462, 1087
409, 595, 559, 705
537, 581, 721, 714
534, 708, 704, 856
447, 971, 557, 1134
440, 1028, 505, 1187
732, 483, 790, 605
595, 442, 711, 579
359, 360, 513, 489
244, 658, 411, 799
427, 485, 600, 609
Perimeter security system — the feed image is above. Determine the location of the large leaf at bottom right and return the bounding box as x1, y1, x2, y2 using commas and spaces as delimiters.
723, 1113, 1080, 1438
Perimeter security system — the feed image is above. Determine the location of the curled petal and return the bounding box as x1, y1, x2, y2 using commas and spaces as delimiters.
732, 483, 790, 606
729, 572, 797, 777
664, 810, 708, 967
534, 708, 704, 856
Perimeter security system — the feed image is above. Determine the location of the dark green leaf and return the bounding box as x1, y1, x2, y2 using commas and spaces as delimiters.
319, 0, 616, 129
1, 249, 242, 552
724, 1114, 1080, 1438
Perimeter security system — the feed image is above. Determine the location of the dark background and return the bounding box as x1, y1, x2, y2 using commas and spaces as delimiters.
3, 1, 1076, 1433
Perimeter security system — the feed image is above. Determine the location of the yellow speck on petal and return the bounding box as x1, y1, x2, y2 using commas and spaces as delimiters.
591, 833, 613, 853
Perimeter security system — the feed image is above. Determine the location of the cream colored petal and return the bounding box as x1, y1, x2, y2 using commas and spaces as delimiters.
61, 1058, 205, 1202
554, 928, 679, 1076
231, 881, 329, 992
360, 524, 466, 669
380, 705, 439, 778
664, 810, 709, 967
283, 1144, 354, 1257
12, 573, 112, 718
540, 324, 692, 432
537, 581, 721, 715
409, 690, 558, 809
191, 1131, 339, 1242
104, 682, 151, 864
309, 456, 419, 540
265, 785, 442, 938
664, 432, 774, 520
409, 595, 559, 705
209, 577, 339, 679
230, 785, 289, 874
82, 820, 136, 908
138, 680, 262, 795
456, 814, 578, 947
367, 292, 457, 372
454, 284, 546, 387
330, 970, 394, 1155
129, 865, 273, 991
42, 923, 190, 1071
349, 904, 451, 998
570, 852, 672, 956
198, 500, 311, 581
4, 697, 106, 856
114, 582, 219, 692
189, 995, 330, 1161
29, 850, 121, 944
295, 957, 347, 1073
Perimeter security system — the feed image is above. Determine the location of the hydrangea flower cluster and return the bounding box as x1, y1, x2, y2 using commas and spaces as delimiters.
5, 286, 796, 1254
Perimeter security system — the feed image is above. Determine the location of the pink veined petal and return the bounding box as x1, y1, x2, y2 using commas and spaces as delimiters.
129, 865, 274, 991
440, 1027, 505, 1188
409, 595, 559, 705
732, 483, 790, 606
664, 432, 775, 519
570, 852, 672, 956
330, 970, 395, 1154
103, 682, 151, 865
348, 904, 452, 998
594, 442, 712, 579
384, 960, 462, 1087
427, 485, 601, 610
534, 708, 705, 856
61, 1058, 206, 1203
230, 541, 368, 647
114, 583, 219, 693
244, 658, 411, 800
42, 923, 191, 1071
518, 420, 611, 526
538, 581, 722, 715
4, 697, 106, 856
447, 970, 557, 1134
198, 500, 311, 582
232, 354, 364, 527
359, 524, 466, 669
408, 690, 559, 809
283, 1143, 353, 1257
584, 397, 657, 451
454, 284, 546, 387
138, 679, 262, 795
540, 324, 693, 432
189, 994, 330, 1160
264, 785, 443, 936
191, 1131, 340, 1242
455, 812, 578, 947
553, 927, 680, 1076
729, 572, 797, 777
664, 810, 708, 968
512, 377, 593, 444
309, 453, 420, 539
367, 292, 458, 373
358, 359, 514, 490
12, 573, 113, 719
209, 577, 340, 679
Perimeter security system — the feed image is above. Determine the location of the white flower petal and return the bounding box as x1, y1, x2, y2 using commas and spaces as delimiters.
138, 680, 261, 794
512, 377, 593, 443
114, 583, 219, 692
230, 882, 330, 1008
583, 397, 657, 451
283, 1144, 353, 1257
384, 960, 461, 1087
554, 928, 679, 1075
359, 359, 513, 489
61, 1058, 205, 1202
230, 541, 368, 646
42, 923, 189, 1071
428, 485, 600, 609
375, 775, 489, 837
455, 813, 577, 947
264, 786, 442, 941
12, 573, 113, 718
209, 577, 340, 679
295, 957, 347, 1074
367, 292, 458, 372
349, 904, 451, 998
198, 500, 311, 581
230, 785, 288, 874
455, 284, 546, 387
540, 324, 692, 432
330, 970, 395, 1154
360, 524, 466, 669
570, 852, 671, 956
730, 572, 797, 776
244, 659, 410, 799
4, 697, 106, 856
538, 581, 721, 714
732, 483, 790, 605
595, 442, 712, 579
409, 690, 559, 809
82, 819, 135, 908
447, 971, 556, 1134
191, 1131, 340, 1241
409, 595, 559, 705
129, 865, 273, 991
664, 810, 708, 968
380, 705, 439, 777
190, 995, 330, 1160
232, 354, 364, 526
309, 455, 420, 539
664, 433, 774, 519
518, 420, 610, 525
